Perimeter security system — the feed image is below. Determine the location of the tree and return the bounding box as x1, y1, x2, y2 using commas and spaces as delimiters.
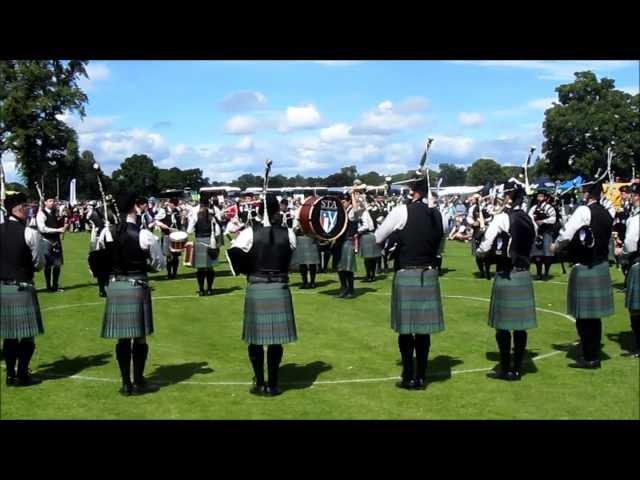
466, 158, 507, 186
357, 171, 384, 186
111, 154, 159, 197
5, 182, 28, 194
0, 60, 89, 194
501, 165, 523, 181
542, 71, 639, 179
437, 163, 466, 186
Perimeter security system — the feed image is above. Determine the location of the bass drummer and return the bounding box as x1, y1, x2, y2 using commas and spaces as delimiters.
155, 198, 181, 279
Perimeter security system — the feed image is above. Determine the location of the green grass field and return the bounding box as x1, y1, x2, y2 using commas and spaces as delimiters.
1, 232, 638, 419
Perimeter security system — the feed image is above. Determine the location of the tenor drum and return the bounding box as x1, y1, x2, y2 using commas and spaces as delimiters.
298, 195, 347, 242
169, 231, 188, 252
183, 241, 194, 266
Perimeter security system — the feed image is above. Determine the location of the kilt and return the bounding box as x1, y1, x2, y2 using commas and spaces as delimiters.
160, 235, 171, 256
438, 235, 446, 256
488, 270, 537, 330
242, 279, 297, 345
101, 277, 154, 339
608, 237, 616, 263
567, 261, 615, 319
0, 284, 44, 339
530, 232, 554, 258
337, 240, 357, 272
625, 262, 640, 311
290, 235, 320, 266
359, 232, 382, 259
193, 236, 218, 269
44, 239, 64, 267
391, 269, 444, 335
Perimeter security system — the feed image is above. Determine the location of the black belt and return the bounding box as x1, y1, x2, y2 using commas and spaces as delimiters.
249, 272, 289, 283
399, 266, 436, 287
1, 280, 34, 290
111, 275, 149, 287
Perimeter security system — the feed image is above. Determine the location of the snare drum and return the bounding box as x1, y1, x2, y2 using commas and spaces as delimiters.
298, 195, 347, 242
169, 231, 188, 252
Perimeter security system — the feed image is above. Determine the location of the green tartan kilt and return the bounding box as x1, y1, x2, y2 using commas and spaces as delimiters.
44, 240, 64, 267
625, 262, 640, 311
359, 232, 382, 259
337, 240, 357, 272
290, 235, 320, 266
391, 269, 444, 335
101, 278, 154, 339
242, 279, 297, 345
530, 232, 554, 258
0, 284, 44, 339
567, 261, 615, 319
193, 236, 218, 269
488, 270, 537, 330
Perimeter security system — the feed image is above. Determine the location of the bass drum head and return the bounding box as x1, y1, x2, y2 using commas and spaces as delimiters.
305, 195, 347, 241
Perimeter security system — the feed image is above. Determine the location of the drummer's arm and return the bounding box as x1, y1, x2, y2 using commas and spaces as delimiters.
375, 205, 407, 245
139, 229, 166, 271
230, 226, 253, 253
288, 228, 297, 251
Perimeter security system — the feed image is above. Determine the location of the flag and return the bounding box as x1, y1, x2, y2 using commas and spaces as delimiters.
69, 178, 77, 206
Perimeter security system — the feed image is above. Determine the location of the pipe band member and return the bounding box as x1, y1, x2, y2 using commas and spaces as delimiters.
187, 197, 220, 296
290, 202, 320, 289
334, 192, 362, 298
359, 198, 383, 283
477, 182, 537, 381
99, 192, 166, 396
1, 192, 48, 387
528, 187, 557, 280
551, 178, 615, 369
36, 196, 66, 292
156, 198, 181, 279
621, 182, 640, 357
375, 174, 445, 390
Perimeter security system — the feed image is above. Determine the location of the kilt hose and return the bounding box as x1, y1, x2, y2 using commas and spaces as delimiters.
101, 277, 154, 339
0, 284, 44, 339
625, 262, 640, 311
337, 239, 357, 273
391, 269, 444, 335
290, 235, 320, 266
530, 232, 554, 258
193, 236, 218, 269
359, 232, 382, 259
488, 270, 537, 330
567, 260, 615, 319
242, 277, 297, 345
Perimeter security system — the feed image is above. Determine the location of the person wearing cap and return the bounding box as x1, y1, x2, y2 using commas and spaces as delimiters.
358, 195, 382, 283
186, 197, 220, 296
467, 193, 489, 278
333, 191, 362, 298
86, 199, 111, 297
36, 196, 67, 292
528, 187, 558, 280
155, 198, 181, 279
477, 182, 537, 381
290, 201, 320, 289
229, 193, 297, 396
551, 179, 615, 369
98, 192, 166, 396
375, 175, 444, 390
1, 192, 48, 387
619, 182, 640, 357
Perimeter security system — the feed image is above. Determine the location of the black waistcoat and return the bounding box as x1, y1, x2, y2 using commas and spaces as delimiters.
110, 222, 149, 276
568, 203, 613, 265
0, 219, 35, 282
494, 210, 535, 272
195, 209, 213, 237
395, 202, 444, 269
250, 224, 292, 274
42, 208, 61, 242
89, 210, 105, 230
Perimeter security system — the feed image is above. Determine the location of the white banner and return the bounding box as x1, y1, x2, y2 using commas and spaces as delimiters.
69, 178, 77, 206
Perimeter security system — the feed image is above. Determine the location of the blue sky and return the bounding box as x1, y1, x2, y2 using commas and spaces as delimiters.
3, 60, 638, 184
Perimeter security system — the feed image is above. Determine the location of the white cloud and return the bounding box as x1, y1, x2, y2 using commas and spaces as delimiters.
351, 99, 428, 135
430, 135, 475, 158
278, 104, 322, 132
450, 60, 636, 81
349, 144, 380, 161
394, 96, 430, 114
527, 97, 556, 110
224, 115, 259, 134
235, 136, 254, 151
218, 91, 268, 112
79, 63, 111, 91
1, 151, 18, 182
458, 112, 485, 127
620, 85, 639, 95
58, 113, 115, 134
319, 123, 351, 143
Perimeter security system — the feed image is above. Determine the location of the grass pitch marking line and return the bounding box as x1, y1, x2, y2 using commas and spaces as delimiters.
19, 295, 574, 387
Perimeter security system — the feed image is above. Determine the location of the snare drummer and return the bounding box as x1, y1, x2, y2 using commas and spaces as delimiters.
156, 198, 182, 279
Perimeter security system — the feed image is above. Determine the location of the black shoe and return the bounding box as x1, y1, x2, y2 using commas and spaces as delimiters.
131, 380, 159, 395
264, 385, 282, 396
6, 376, 17, 387
338, 289, 347, 298
99, 290, 107, 298
249, 384, 266, 396
206, 289, 214, 296
309, 282, 316, 289
300, 283, 309, 289
413, 378, 427, 390
15, 374, 42, 387
395, 379, 416, 390
621, 349, 640, 358
198, 290, 205, 296
568, 359, 601, 369
506, 370, 522, 381
119, 384, 133, 396
344, 290, 355, 299
486, 367, 511, 380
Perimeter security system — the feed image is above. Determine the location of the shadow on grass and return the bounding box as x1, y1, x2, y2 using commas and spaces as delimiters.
606, 331, 636, 354
146, 362, 214, 388
485, 349, 540, 375
279, 361, 333, 391
425, 355, 464, 384
290, 279, 334, 289
551, 342, 612, 362
438, 268, 457, 276
316, 287, 378, 298
35, 352, 112, 381
212, 286, 242, 296
612, 282, 626, 292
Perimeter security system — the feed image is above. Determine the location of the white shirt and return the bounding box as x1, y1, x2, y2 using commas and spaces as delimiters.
623, 208, 639, 255
187, 206, 221, 237
230, 225, 297, 253
10, 217, 47, 271
36, 208, 64, 236
600, 197, 616, 218
358, 209, 375, 233
375, 204, 408, 244
528, 202, 556, 226
555, 203, 593, 247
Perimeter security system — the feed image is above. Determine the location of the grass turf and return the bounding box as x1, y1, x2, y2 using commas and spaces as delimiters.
1, 232, 638, 419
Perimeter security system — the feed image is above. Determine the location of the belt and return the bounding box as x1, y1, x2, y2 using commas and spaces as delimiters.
110, 275, 149, 287
1, 280, 34, 290
249, 272, 289, 283
400, 266, 436, 287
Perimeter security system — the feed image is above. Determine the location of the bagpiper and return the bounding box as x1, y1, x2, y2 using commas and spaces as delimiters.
551, 178, 615, 369
156, 198, 181, 279
186, 197, 220, 296
333, 191, 362, 298
620, 182, 640, 357
36, 196, 67, 292
477, 182, 537, 381
375, 173, 445, 390
290, 201, 320, 289
528, 187, 558, 280
1, 192, 48, 387
467, 193, 489, 278
99, 192, 166, 395
227, 193, 298, 396
358, 195, 382, 283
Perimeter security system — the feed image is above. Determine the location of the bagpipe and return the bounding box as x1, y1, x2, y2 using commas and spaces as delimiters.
88, 161, 119, 278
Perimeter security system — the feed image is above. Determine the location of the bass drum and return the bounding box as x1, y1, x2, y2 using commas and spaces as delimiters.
298, 195, 347, 242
